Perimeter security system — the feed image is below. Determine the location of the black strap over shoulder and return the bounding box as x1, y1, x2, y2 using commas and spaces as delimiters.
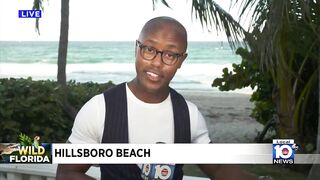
170, 87, 191, 143
101, 83, 190, 180
101, 83, 141, 179
102, 83, 128, 143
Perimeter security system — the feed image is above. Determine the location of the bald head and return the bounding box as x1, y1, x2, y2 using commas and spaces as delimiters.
138, 16, 188, 51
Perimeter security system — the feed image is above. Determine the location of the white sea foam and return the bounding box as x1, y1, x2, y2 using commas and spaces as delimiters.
1, 41, 253, 93
0, 62, 253, 94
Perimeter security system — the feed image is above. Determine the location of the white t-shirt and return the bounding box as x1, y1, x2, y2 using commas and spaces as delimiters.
68, 84, 211, 144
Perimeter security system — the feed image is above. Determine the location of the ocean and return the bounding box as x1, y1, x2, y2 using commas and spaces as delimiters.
0, 41, 251, 93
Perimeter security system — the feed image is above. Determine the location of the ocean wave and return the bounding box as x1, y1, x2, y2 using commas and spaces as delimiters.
0, 62, 254, 94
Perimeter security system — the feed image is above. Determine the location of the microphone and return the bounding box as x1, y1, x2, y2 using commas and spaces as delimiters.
140, 142, 175, 180
141, 164, 175, 180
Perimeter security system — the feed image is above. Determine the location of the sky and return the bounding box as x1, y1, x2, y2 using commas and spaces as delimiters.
0, 0, 239, 41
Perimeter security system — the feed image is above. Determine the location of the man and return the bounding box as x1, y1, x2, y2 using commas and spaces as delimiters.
56, 16, 262, 180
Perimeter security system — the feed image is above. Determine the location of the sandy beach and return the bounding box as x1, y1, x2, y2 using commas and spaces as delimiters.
180, 90, 264, 143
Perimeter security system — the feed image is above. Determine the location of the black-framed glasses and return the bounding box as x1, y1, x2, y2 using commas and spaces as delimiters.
136, 40, 186, 66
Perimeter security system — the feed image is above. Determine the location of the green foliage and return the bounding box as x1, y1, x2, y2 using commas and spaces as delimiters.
212, 47, 275, 125
212, 48, 258, 90
67, 80, 114, 110
18, 133, 33, 146
212, 46, 318, 148
0, 78, 114, 143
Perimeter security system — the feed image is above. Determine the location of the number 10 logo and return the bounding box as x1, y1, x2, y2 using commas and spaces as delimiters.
272, 139, 295, 164
274, 145, 293, 159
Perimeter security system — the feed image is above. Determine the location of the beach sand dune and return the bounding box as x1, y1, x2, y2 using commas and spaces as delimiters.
181, 91, 264, 143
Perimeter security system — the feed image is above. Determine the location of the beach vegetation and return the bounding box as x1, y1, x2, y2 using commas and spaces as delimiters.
194, 0, 319, 177
212, 47, 277, 142
200, 0, 319, 150
0, 78, 114, 143
32, 0, 74, 120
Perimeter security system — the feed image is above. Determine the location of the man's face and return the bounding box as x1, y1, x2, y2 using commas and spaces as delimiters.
135, 23, 187, 93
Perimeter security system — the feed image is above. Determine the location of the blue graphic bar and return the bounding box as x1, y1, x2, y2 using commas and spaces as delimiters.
18, 10, 42, 18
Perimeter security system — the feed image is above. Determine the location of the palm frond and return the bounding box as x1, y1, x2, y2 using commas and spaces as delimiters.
19, 133, 33, 147
191, 0, 248, 49
32, 0, 44, 35
152, 0, 171, 11
233, 0, 320, 72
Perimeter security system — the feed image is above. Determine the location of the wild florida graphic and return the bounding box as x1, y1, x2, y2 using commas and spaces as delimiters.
0, 133, 52, 163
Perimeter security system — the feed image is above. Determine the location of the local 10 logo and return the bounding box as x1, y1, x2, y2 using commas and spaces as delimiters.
141, 164, 175, 180
273, 139, 298, 164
